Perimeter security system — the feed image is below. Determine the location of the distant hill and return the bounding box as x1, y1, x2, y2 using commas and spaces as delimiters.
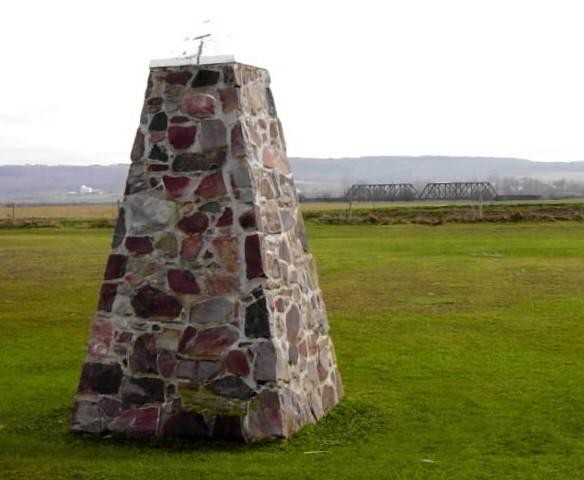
2, 156, 584, 202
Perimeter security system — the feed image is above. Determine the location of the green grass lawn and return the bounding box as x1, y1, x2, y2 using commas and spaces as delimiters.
1, 223, 584, 479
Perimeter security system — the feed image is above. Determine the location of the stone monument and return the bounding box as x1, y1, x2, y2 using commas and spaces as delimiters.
70, 57, 343, 441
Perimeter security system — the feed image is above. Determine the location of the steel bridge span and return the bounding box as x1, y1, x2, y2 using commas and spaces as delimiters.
346, 182, 498, 202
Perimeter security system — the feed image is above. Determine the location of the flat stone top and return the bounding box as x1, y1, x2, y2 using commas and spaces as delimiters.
149, 55, 236, 69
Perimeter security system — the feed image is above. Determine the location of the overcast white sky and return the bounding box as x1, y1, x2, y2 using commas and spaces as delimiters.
1, 0, 584, 165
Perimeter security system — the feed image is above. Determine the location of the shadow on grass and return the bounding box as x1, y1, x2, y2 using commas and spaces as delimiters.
10, 397, 386, 454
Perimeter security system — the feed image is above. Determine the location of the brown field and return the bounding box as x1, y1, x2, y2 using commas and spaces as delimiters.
2, 199, 584, 224
0, 203, 119, 220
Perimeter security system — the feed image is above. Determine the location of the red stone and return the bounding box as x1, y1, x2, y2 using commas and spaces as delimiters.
219, 88, 240, 113
168, 126, 197, 150
262, 148, 274, 168
178, 326, 198, 353
205, 273, 238, 295
157, 350, 177, 377
245, 234, 265, 279
162, 175, 190, 197
182, 326, 239, 357
104, 254, 127, 280
149, 131, 166, 144
195, 172, 226, 198
88, 315, 113, 357
175, 359, 222, 381
148, 164, 169, 172
130, 129, 144, 163
200, 120, 227, 150
98, 282, 117, 312
180, 234, 203, 260
147, 97, 163, 106
129, 333, 158, 373
248, 390, 283, 439
131, 285, 182, 318
170, 115, 189, 124
230, 123, 246, 158
183, 94, 216, 118
216, 207, 233, 226
178, 212, 209, 234
163, 71, 192, 85
109, 407, 160, 436
125, 236, 153, 255
167, 269, 200, 294
226, 350, 250, 376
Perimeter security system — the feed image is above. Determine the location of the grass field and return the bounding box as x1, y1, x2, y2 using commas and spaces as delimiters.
1, 223, 584, 479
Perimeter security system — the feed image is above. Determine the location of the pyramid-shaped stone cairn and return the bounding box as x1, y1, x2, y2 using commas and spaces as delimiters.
70, 62, 343, 441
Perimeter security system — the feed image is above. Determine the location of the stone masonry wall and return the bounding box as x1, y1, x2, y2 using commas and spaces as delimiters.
70, 62, 343, 441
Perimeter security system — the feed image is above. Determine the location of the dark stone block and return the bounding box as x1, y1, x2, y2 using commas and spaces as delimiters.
78, 362, 122, 395
149, 112, 168, 131
173, 148, 227, 172
245, 234, 264, 279
245, 289, 270, 338
239, 209, 256, 230
131, 286, 182, 318
199, 202, 222, 214
149, 144, 168, 162
111, 208, 125, 248
192, 69, 220, 87
104, 254, 127, 280
162, 412, 209, 438
212, 415, 244, 441
98, 283, 117, 312
265, 88, 277, 116
121, 377, 165, 406
208, 376, 255, 400
129, 333, 158, 374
